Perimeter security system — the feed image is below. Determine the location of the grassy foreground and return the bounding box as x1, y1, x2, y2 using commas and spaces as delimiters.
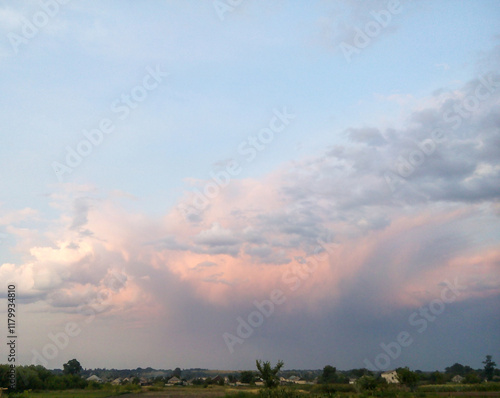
4, 383, 500, 398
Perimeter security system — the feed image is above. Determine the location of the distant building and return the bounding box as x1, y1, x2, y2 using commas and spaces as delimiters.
139, 377, 151, 386
111, 378, 122, 385
349, 378, 357, 384
212, 375, 223, 384
452, 375, 464, 383
86, 375, 103, 383
381, 370, 399, 384
168, 376, 181, 384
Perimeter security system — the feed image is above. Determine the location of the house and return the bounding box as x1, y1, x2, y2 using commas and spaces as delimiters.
168, 376, 181, 385
86, 375, 103, 383
111, 378, 122, 385
212, 375, 223, 384
452, 375, 464, 383
349, 378, 357, 384
139, 377, 151, 386
381, 370, 399, 384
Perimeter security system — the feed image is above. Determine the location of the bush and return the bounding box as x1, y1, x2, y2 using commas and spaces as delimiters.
355, 376, 378, 392
464, 372, 481, 384
311, 383, 355, 394
258, 388, 305, 398
85, 380, 103, 390
124, 383, 141, 392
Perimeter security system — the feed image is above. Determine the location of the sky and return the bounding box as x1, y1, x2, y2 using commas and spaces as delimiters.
0, 0, 499, 372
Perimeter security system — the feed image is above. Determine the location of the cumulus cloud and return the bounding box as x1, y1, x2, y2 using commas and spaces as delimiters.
1, 67, 499, 369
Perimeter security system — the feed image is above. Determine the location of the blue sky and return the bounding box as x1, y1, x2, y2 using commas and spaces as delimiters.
0, 0, 499, 371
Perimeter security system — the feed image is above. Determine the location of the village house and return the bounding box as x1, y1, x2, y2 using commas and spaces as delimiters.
167, 376, 182, 385
86, 375, 103, 383
381, 370, 399, 384
452, 375, 464, 383
139, 377, 152, 386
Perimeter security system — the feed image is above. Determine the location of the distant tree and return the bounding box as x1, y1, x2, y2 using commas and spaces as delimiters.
397, 367, 419, 391
355, 375, 378, 392
63, 359, 82, 376
256, 360, 284, 388
16, 366, 43, 391
430, 371, 445, 384
319, 365, 337, 384
483, 355, 497, 381
464, 372, 481, 384
350, 368, 373, 378
173, 367, 182, 378
445, 363, 468, 376
240, 370, 255, 384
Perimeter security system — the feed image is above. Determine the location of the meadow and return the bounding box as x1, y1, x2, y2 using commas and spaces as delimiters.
5, 383, 500, 398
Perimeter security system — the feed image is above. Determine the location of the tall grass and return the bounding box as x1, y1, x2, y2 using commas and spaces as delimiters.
418, 382, 500, 393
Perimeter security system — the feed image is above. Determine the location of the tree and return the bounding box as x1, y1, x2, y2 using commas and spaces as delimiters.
240, 370, 256, 384
483, 355, 497, 381
319, 365, 337, 384
256, 359, 284, 388
445, 363, 466, 376
350, 368, 373, 378
173, 367, 182, 378
355, 375, 378, 392
445, 363, 473, 377
430, 371, 445, 384
464, 372, 481, 384
396, 367, 419, 391
63, 359, 82, 376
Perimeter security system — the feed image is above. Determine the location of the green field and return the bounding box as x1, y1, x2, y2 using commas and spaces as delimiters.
6, 390, 128, 398
5, 384, 500, 398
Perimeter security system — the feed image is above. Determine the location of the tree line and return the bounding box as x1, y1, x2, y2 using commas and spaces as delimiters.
0, 355, 497, 393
